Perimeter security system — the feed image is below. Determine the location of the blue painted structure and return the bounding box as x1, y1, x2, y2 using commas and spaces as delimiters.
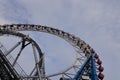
91, 53, 99, 80
74, 53, 99, 80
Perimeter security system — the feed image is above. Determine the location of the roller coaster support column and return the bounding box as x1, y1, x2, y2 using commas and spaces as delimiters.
74, 53, 99, 80
91, 53, 98, 80
73, 54, 91, 80
32, 43, 42, 80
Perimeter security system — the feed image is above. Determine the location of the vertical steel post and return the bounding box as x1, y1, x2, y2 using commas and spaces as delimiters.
73, 54, 91, 80
91, 53, 99, 80
32, 43, 42, 80
74, 53, 99, 80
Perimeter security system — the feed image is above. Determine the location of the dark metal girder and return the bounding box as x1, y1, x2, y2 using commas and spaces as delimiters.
0, 50, 19, 80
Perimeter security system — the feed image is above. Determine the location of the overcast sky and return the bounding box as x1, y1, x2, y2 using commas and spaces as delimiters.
0, 0, 120, 80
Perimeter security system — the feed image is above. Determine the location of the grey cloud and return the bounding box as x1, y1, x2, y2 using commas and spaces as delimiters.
0, 0, 31, 23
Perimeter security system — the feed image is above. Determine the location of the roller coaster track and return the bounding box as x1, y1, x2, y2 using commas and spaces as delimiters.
0, 24, 104, 80
0, 30, 44, 79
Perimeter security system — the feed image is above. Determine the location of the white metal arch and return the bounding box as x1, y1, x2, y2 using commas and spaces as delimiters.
0, 24, 96, 80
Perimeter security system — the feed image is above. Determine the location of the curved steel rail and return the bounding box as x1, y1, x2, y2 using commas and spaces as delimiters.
0, 30, 44, 79
0, 29, 42, 56
0, 24, 93, 56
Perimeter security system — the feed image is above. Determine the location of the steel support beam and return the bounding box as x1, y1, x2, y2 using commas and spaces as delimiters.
91, 53, 99, 80
5, 40, 22, 56
32, 43, 42, 80
73, 54, 91, 80
0, 50, 19, 79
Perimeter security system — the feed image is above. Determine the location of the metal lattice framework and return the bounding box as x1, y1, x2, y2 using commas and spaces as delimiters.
0, 24, 104, 80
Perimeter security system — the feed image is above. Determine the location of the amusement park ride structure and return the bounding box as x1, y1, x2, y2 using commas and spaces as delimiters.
0, 24, 104, 80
